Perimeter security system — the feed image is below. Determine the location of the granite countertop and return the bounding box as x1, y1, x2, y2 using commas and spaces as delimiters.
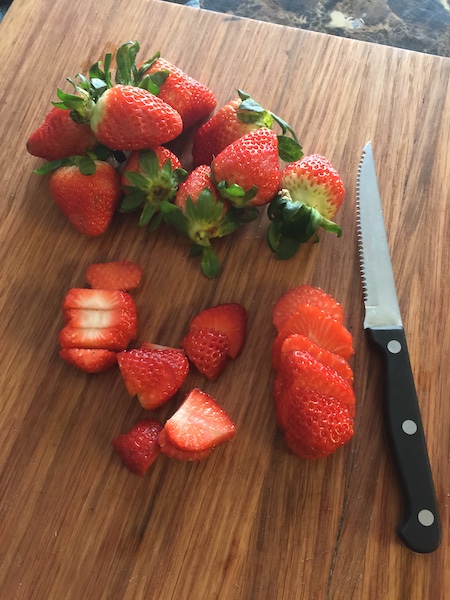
1, 0, 449, 57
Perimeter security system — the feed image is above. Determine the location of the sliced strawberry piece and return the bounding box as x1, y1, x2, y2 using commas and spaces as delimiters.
272, 284, 344, 331
279, 350, 356, 418
117, 348, 189, 409
282, 387, 354, 460
272, 303, 354, 369
59, 348, 117, 373
58, 323, 134, 351
280, 334, 353, 384
138, 343, 189, 380
157, 428, 211, 461
113, 418, 163, 475
62, 288, 135, 312
181, 328, 230, 380
85, 260, 143, 291
63, 307, 137, 333
163, 388, 236, 453
188, 303, 247, 359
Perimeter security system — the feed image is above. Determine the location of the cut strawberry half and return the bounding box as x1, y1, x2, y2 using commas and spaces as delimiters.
85, 260, 143, 291
117, 347, 189, 409
163, 388, 236, 453
59, 348, 117, 373
188, 303, 247, 359
58, 324, 135, 351
157, 428, 212, 461
181, 328, 230, 380
272, 303, 354, 369
280, 334, 353, 384
62, 288, 135, 312
113, 418, 163, 475
272, 284, 344, 331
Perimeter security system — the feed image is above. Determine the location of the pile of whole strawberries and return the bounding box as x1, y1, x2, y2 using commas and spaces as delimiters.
27, 41, 355, 473
27, 41, 346, 277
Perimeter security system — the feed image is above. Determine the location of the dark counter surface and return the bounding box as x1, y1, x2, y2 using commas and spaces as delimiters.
1, 0, 449, 56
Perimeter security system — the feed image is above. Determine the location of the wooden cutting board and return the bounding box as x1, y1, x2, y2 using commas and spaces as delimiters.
0, 1, 449, 598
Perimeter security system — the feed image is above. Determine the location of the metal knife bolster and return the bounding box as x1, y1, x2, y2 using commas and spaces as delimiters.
366, 324, 441, 553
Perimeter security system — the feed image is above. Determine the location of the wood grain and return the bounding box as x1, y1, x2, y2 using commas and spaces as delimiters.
0, 1, 449, 598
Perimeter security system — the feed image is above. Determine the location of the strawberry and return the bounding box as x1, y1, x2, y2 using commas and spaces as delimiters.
89, 84, 183, 151
120, 148, 187, 229
275, 349, 355, 458
267, 154, 345, 259
181, 329, 230, 380
113, 418, 163, 475
157, 428, 211, 461
272, 303, 354, 369
278, 349, 355, 418
188, 303, 247, 359
26, 106, 97, 161
192, 90, 302, 167
161, 165, 253, 277
59, 288, 137, 351
142, 57, 217, 130
282, 386, 354, 460
85, 260, 143, 291
161, 388, 236, 454
279, 334, 354, 385
272, 284, 345, 331
59, 348, 117, 373
117, 347, 189, 409
44, 158, 122, 236
212, 128, 281, 207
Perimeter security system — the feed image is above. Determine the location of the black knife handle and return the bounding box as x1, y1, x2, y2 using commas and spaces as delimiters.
367, 326, 441, 553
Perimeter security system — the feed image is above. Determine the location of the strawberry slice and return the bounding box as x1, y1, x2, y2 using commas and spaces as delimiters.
113, 418, 163, 475
59, 348, 117, 373
278, 350, 356, 418
59, 288, 137, 351
188, 303, 247, 359
85, 260, 143, 291
181, 328, 230, 380
157, 428, 212, 461
272, 284, 344, 331
62, 288, 135, 312
282, 386, 354, 460
162, 388, 236, 453
117, 347, 189, 409
280, 334, 353, 384
272, 303, 354, 369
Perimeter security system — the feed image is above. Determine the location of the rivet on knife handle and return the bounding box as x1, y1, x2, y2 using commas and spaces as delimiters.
356, 142, 441, 553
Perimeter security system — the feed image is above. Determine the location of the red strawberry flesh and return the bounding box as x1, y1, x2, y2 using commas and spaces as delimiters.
113, 418, 163, 475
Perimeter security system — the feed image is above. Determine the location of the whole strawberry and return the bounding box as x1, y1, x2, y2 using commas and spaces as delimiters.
41, 157, 122, 236
212, 128, 281, 207
26, 106, 97, 161
142, 57, 217, 130
267, 154, 345, 259
90, 85, 183, 150
120, 148, 187, 229
192, 90, 302, 167
160, 165, 256, 277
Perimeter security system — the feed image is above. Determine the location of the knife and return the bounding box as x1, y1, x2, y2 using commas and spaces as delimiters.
356, 141, 441, 553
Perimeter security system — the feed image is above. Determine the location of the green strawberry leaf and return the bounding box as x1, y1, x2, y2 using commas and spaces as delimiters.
119, 189, 147, 212
160, 201, 190, 235
115, 41, 140, 85
216, 181, 258, 207
137, 150, 160, 180
146, 211, 163, 232
139, 202, 157, 227
34, 158, 67, 175
189, 243, 203, 258
136, 51, 161, 83
195, 189, 224, 223
200, 244, 221, 278
277, 135, 303, 163
267, 221, 302, 260
76, 155, 97, 175
122, 170, 151, 190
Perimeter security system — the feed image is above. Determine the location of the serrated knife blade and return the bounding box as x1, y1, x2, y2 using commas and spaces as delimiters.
356, 142, 441, 553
